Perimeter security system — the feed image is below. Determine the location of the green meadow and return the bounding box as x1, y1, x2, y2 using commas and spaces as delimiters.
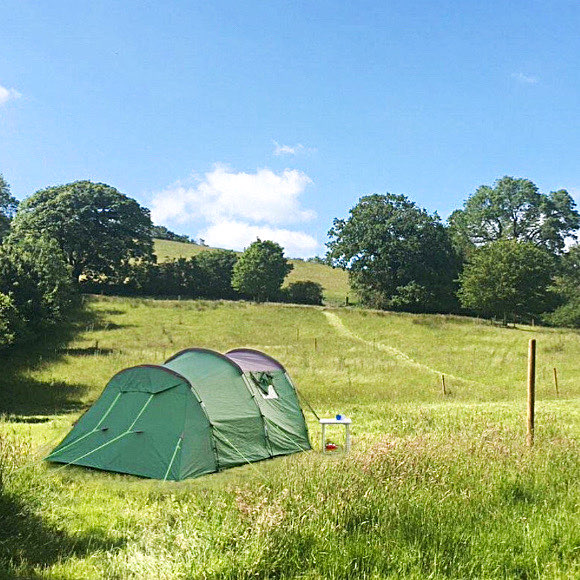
1, 296, 579, 578
153, 239, 351, 305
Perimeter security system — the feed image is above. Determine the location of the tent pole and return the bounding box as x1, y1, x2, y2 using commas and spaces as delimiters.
163, 435, 183, 481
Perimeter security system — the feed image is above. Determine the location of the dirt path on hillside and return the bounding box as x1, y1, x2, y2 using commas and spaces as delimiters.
323, 310, 485, 387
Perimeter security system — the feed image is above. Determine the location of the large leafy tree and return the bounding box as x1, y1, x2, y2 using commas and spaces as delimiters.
232, 239, 293, 301
0, 173, 18, 241
11, 181, 154, 282
327, 194, 459, 312
458, 239, 555, 322
449, 176, 579, 255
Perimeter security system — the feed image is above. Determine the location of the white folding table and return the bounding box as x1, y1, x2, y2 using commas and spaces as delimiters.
319, 417, 352, 453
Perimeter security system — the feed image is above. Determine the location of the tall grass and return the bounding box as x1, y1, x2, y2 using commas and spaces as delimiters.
0, 296, 578, 578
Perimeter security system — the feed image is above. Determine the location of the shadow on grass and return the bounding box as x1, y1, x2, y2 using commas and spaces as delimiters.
2, 417, 51, 424
0, 304, 105, 416
0, 488, 123, 579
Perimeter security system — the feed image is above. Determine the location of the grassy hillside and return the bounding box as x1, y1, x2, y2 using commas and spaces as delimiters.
153, 238, 351, 305
154, 238, 210, 261
1, 297, 578, 578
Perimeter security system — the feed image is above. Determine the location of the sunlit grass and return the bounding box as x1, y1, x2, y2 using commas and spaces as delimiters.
0, 296, 578, 578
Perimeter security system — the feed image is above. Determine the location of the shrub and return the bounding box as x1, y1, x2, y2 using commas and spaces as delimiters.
283, 281, 324, 305
0, 236, 74, 336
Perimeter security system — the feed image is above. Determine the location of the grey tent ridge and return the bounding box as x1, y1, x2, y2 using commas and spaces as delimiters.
46, 348, 311, 481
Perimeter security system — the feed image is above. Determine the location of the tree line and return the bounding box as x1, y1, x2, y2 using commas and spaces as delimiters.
0, 172, 578, 352
328, 176, 579, 326
0, 177, 322, 349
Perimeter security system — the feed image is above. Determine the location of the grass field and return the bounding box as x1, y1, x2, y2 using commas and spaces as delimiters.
1, 296, 579, 578
153, 238, 351, 305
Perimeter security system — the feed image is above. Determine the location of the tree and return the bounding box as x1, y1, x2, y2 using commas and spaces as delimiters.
135, 258, 200, 297
196, 250, 239, 299
232, 239, 293, 301
0, 235, 74, 335
556, 243, 580, 294
11, 181, 154, 282
0, 292, 20, 348
449, 176, 579, 255
327, 194, 460, 312
458, 239, 555, 322
544, 243, 580, 327
151, 225, 194, 243
0, 173, 18, 241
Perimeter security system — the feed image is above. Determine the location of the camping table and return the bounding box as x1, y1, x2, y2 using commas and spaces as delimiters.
319, 417, 352, 453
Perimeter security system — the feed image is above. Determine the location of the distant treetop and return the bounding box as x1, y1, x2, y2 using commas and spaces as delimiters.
151, 225, 195, 244
449, 176, 579, 255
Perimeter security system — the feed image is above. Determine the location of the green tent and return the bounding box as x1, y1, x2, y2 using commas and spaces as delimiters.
46, 348, 311, 480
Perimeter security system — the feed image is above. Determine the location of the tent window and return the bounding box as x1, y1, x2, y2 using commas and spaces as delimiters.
249, 372, 279, 399
261, 385, 278, 399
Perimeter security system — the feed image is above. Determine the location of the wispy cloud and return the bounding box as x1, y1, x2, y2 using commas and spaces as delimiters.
511, 72, 539, 85
151, 165, 319, 256
272, 141, 316, 156
0, 85, 21, 106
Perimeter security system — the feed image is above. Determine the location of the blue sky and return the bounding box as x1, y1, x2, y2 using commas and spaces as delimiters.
1, 1, 579, 256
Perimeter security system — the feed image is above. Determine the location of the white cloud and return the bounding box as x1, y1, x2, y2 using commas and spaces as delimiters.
511, 72, 538, 85
0, 85, 21, 105
151, 165, 320, 257
200, 220, 319, 256
151, 165, 315, 225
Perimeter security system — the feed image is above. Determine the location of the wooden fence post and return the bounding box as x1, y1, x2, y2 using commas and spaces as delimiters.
441, 374, 446, 395
527, 339, 536, 447
553, 367, 559, 396
314, 337, 318, 351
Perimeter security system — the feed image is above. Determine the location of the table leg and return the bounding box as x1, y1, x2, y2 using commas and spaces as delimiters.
345, 424, 350, 452
321, 424, 326, 453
